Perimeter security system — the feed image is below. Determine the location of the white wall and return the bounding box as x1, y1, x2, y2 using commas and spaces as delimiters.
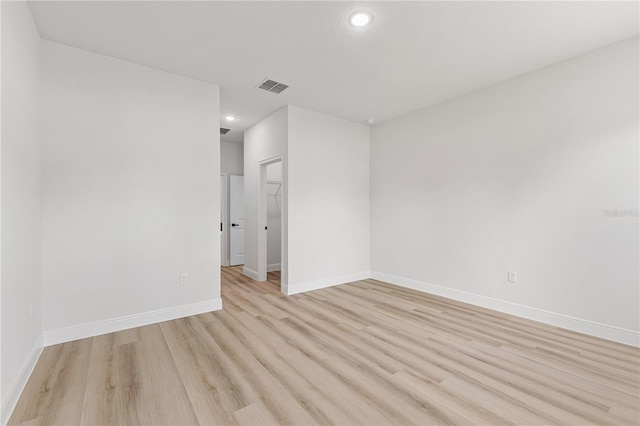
244, 106, 370, 292
220, 141, 243, 175
243, 107, 288, 280
371, 37, 639, 344
266, 162, 282, 270
267, 162, 281, 182
1, 1, 43, 420
288, 106, 370, 293
40, 41, 221, 343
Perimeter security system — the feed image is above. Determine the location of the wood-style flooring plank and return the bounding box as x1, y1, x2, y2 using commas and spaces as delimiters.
9, 266, 640, 425
11, 338, 93, 425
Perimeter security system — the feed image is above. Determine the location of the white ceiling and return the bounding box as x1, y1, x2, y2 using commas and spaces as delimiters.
28, 1, 639, 143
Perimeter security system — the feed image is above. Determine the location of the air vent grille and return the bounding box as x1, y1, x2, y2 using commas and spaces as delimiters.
257, 78, 289, 94
220, 128, 231, 135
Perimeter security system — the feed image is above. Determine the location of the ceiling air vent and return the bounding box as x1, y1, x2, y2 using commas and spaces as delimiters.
257, 78, 289, 94
220, 128, 231, 135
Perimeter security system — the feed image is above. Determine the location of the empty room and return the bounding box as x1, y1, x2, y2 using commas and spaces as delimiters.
1, 1, 638, 425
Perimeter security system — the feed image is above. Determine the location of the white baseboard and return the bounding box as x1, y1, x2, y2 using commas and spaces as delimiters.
1, 335, 44, 425
371, 271, 639, 347
267, 263, 281, 272
284, 270, 371, 296
43, 298, 222, 346
243, 266, 259, 280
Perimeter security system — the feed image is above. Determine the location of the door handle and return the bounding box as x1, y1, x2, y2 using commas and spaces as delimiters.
232, 223, 239, 227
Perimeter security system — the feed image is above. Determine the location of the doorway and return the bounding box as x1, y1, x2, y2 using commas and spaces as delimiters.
266, 162, 282, 280
258, 155, 286, 289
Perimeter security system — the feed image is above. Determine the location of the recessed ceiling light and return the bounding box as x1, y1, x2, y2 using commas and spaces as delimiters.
349, 11, 372, 27
224, 115, 236, 122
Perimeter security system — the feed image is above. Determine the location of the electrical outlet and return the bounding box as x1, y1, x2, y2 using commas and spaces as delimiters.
180, 273, 188, 285
507, 270, 517, 283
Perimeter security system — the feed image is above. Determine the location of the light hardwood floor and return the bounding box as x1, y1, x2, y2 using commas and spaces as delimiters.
9, 266, 640, 425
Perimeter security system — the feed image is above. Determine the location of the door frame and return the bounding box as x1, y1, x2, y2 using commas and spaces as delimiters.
258, 154, 287, 291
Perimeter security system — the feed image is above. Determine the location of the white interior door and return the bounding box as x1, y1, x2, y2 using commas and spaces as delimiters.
229, 175, 245, 266
220, 173, 229, 266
